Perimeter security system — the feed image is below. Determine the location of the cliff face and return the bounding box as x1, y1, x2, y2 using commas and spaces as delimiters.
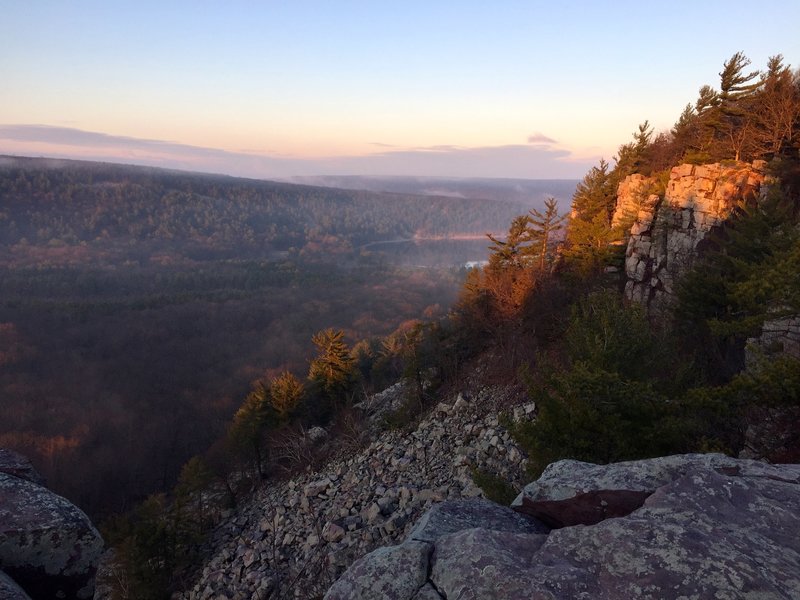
621, 161, 767, 309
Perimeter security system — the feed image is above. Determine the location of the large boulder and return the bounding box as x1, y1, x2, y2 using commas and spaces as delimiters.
0, 472, 104, 600
324, 498, 545, 600
0, 449, 45, 486
326, 454, 800, 599
324, 540, 432, 600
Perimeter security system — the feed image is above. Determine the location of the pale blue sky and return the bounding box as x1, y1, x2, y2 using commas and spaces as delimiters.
1, 1, 798, 178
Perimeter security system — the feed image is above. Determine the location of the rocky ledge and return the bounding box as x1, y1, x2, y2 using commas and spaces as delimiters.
327, 453, 800, 599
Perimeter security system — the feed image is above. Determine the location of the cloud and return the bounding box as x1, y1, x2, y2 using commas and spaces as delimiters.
527, 132, 557, 145
0, 124, 595, 179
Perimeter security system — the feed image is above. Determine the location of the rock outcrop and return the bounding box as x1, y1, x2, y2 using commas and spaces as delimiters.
327, 453, 800, 599
623, 161, 766, 309
0, 452, 104, 600
175, 386, 532, 600
0, 449, 46, 486
611, 173, 657, 231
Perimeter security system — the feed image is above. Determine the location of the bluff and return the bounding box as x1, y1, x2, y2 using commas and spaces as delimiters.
619, 161, 767, 309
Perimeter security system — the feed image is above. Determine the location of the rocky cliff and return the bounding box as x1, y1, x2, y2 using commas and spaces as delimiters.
327, 453, 800, 599
0, 448, 104, 600
620, 161, 767, 309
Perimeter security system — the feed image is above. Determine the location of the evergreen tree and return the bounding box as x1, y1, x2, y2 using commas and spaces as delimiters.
569, 159, 614, 222
753, 55, 800, 157
486, 215, 534, 271
269, 371, 305, 418
565, 160, 618, 274
226, 381, 277, 477
717, 52, 762, 160
614, 121, 653, 177
527, 197, 567, 272
308, 328, 357, 402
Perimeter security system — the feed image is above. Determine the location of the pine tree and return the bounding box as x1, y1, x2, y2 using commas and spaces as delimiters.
308, 328, 356, 400
486, 215, 532, 271
717, 52, 762, 160
570, 159, 614, 222
269, 371, 304, 418
527, 197, 567, 272
753, 55, 800, 157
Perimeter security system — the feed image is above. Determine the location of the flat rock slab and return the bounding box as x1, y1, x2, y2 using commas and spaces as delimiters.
408, 498, 548, 544
0, 473, 104, 600
511, 452, 799, 527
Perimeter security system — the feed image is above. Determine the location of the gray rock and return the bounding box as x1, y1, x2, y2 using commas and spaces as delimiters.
0, 473, 104, 600
431, 528, 549, 599
0, 449, 45, 486
328, 454, 800, 600
322, 521, 346, 543
408, 498, 547, 544
324, 540, 432, 600
410, 582, 444, 600
511, 453, 766, 527
0, 571, 32, 600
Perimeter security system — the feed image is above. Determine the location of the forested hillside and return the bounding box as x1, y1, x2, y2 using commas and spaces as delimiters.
0, 158, 577, 517
0, 156, 535, 266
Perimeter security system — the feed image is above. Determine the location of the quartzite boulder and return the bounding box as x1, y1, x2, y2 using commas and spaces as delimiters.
0, 472, 104, 600
327, 454, 800, 600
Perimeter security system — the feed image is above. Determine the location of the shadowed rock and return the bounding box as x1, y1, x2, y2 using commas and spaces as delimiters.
0, 472, 104, 600
324, 540, 432, 600
408, 497, 548, 543
0, 570, 32, 600
0, 449, 45, 486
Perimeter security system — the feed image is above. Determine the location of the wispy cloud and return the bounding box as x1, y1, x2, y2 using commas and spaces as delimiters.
0, 125, 595, 179
527, 132, 557, 145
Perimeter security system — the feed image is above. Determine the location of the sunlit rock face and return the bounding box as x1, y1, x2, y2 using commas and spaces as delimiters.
325, 454, 800, 600
623, 161, 766, 310
611, 173, 657, 231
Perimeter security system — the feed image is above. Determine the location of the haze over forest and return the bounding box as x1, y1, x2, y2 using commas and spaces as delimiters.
0, 155, 576, 515
1, 6, 800, 600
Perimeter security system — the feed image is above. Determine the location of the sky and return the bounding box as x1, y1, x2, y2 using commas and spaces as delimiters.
2, 1, 799, 180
